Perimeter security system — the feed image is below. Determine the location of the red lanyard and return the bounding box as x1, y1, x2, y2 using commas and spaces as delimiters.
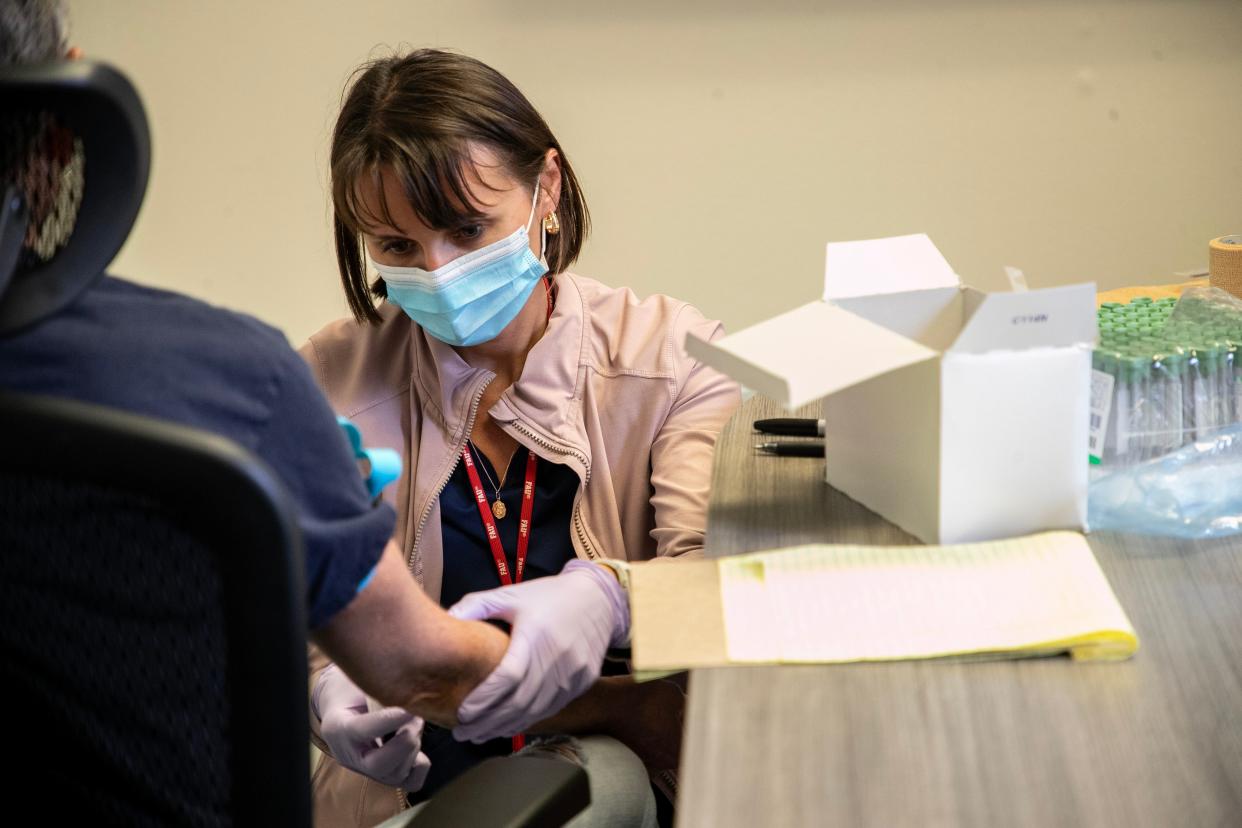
457, 277, 550, 751
460, 446, 537, 585
460, 444, 538, 751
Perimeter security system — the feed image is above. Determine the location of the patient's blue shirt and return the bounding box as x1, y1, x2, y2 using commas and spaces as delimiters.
0, 275, 392, 629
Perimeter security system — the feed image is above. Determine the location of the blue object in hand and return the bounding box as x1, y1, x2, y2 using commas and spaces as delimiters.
336, 416, 402, 500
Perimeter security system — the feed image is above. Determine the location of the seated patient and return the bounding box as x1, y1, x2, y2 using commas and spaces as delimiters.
0, 4, 632, 822
302, 48, 741, 825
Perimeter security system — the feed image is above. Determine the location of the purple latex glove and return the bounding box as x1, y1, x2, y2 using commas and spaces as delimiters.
312, 664, 432, 792
447, 559, 630, 743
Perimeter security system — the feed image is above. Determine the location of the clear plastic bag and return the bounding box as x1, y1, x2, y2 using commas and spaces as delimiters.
1087, 424, 1242, 537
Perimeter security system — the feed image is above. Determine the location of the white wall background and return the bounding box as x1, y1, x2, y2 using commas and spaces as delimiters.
69, 0, 1242, 345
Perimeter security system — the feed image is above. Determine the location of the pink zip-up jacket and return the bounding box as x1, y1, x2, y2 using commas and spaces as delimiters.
299, 272, 740, 826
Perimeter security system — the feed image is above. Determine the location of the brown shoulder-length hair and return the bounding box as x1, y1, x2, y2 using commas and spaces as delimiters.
330, 48, 590, 325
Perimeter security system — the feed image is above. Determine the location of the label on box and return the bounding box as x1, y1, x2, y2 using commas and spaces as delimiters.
1088, 369, 1114, 463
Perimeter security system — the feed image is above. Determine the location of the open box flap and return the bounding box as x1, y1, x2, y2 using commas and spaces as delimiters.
823, 233, 960, 301
685, 301, 938, 408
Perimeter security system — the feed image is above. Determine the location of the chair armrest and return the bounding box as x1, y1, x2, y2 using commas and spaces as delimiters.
377, 755, 590, 828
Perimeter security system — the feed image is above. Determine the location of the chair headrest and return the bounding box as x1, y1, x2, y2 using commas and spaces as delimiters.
0, 60, 149, 335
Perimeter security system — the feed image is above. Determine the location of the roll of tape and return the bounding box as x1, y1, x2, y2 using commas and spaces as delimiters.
1209, 235, 1242, 299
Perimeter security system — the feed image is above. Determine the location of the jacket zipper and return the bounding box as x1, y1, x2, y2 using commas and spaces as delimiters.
571, 500, 599, 560
506, 419, 591, 484
408, 385, 602, 572
407, 375, 494, 574
505, 419, 600, 560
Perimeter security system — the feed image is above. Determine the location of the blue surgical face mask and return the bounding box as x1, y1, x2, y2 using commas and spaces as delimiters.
372, 183, 548, 347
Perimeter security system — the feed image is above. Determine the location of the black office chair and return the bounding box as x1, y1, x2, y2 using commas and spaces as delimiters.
0, 59, 588, 827
0, 391, 315, 825
0, 393, 590, 828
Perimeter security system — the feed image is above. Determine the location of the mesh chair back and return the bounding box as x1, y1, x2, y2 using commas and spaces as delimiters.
0, 392, 310, 827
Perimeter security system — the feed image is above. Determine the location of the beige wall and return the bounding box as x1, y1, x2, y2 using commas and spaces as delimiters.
69, 0, 1242, 344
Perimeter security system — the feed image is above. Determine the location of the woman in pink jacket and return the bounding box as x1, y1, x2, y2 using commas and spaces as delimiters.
303, 48, 740, 827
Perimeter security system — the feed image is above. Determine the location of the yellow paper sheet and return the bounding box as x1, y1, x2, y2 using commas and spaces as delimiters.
718, 531, 1137, 664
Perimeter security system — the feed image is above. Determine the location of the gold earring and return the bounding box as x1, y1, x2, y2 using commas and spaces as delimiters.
543, 211, 561, 235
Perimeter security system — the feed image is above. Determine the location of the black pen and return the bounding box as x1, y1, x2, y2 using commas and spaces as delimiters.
755, 441, 824, 458
753, 418, 825, 437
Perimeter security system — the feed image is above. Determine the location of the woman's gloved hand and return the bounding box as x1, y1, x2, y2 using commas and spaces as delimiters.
447, 559, 630, 742
312, 664, 432, 791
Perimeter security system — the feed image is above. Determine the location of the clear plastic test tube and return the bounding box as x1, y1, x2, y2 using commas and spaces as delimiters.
1232, 347, 1242, 431
1090, 349, 1108, 463
1114, 351, 1133, 465
1189, 345, 1220, 439
1161, 351, 1188, 452
1223, 340, 1237, 426
1187, 346, 1205, 441
1130, 355, 1152, 461
1204, 344, 1227, 434
1097, 350, 1123, 465
1148, 352, 1170, 458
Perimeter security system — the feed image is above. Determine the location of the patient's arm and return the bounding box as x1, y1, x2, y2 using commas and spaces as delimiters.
312, 540, 508, 727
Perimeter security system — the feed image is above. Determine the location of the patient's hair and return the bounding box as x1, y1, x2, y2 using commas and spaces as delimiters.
0, 0, 82, 273
0, 0, 68, 66
330, 48, 590, 325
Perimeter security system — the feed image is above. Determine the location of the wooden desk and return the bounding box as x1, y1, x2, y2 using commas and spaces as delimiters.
677, 396, 1242, 827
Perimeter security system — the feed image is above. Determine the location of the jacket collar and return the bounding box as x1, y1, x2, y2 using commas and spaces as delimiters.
406, 274, 593, 473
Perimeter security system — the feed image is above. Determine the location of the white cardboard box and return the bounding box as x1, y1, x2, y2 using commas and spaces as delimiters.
687, 234, 1096, 545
